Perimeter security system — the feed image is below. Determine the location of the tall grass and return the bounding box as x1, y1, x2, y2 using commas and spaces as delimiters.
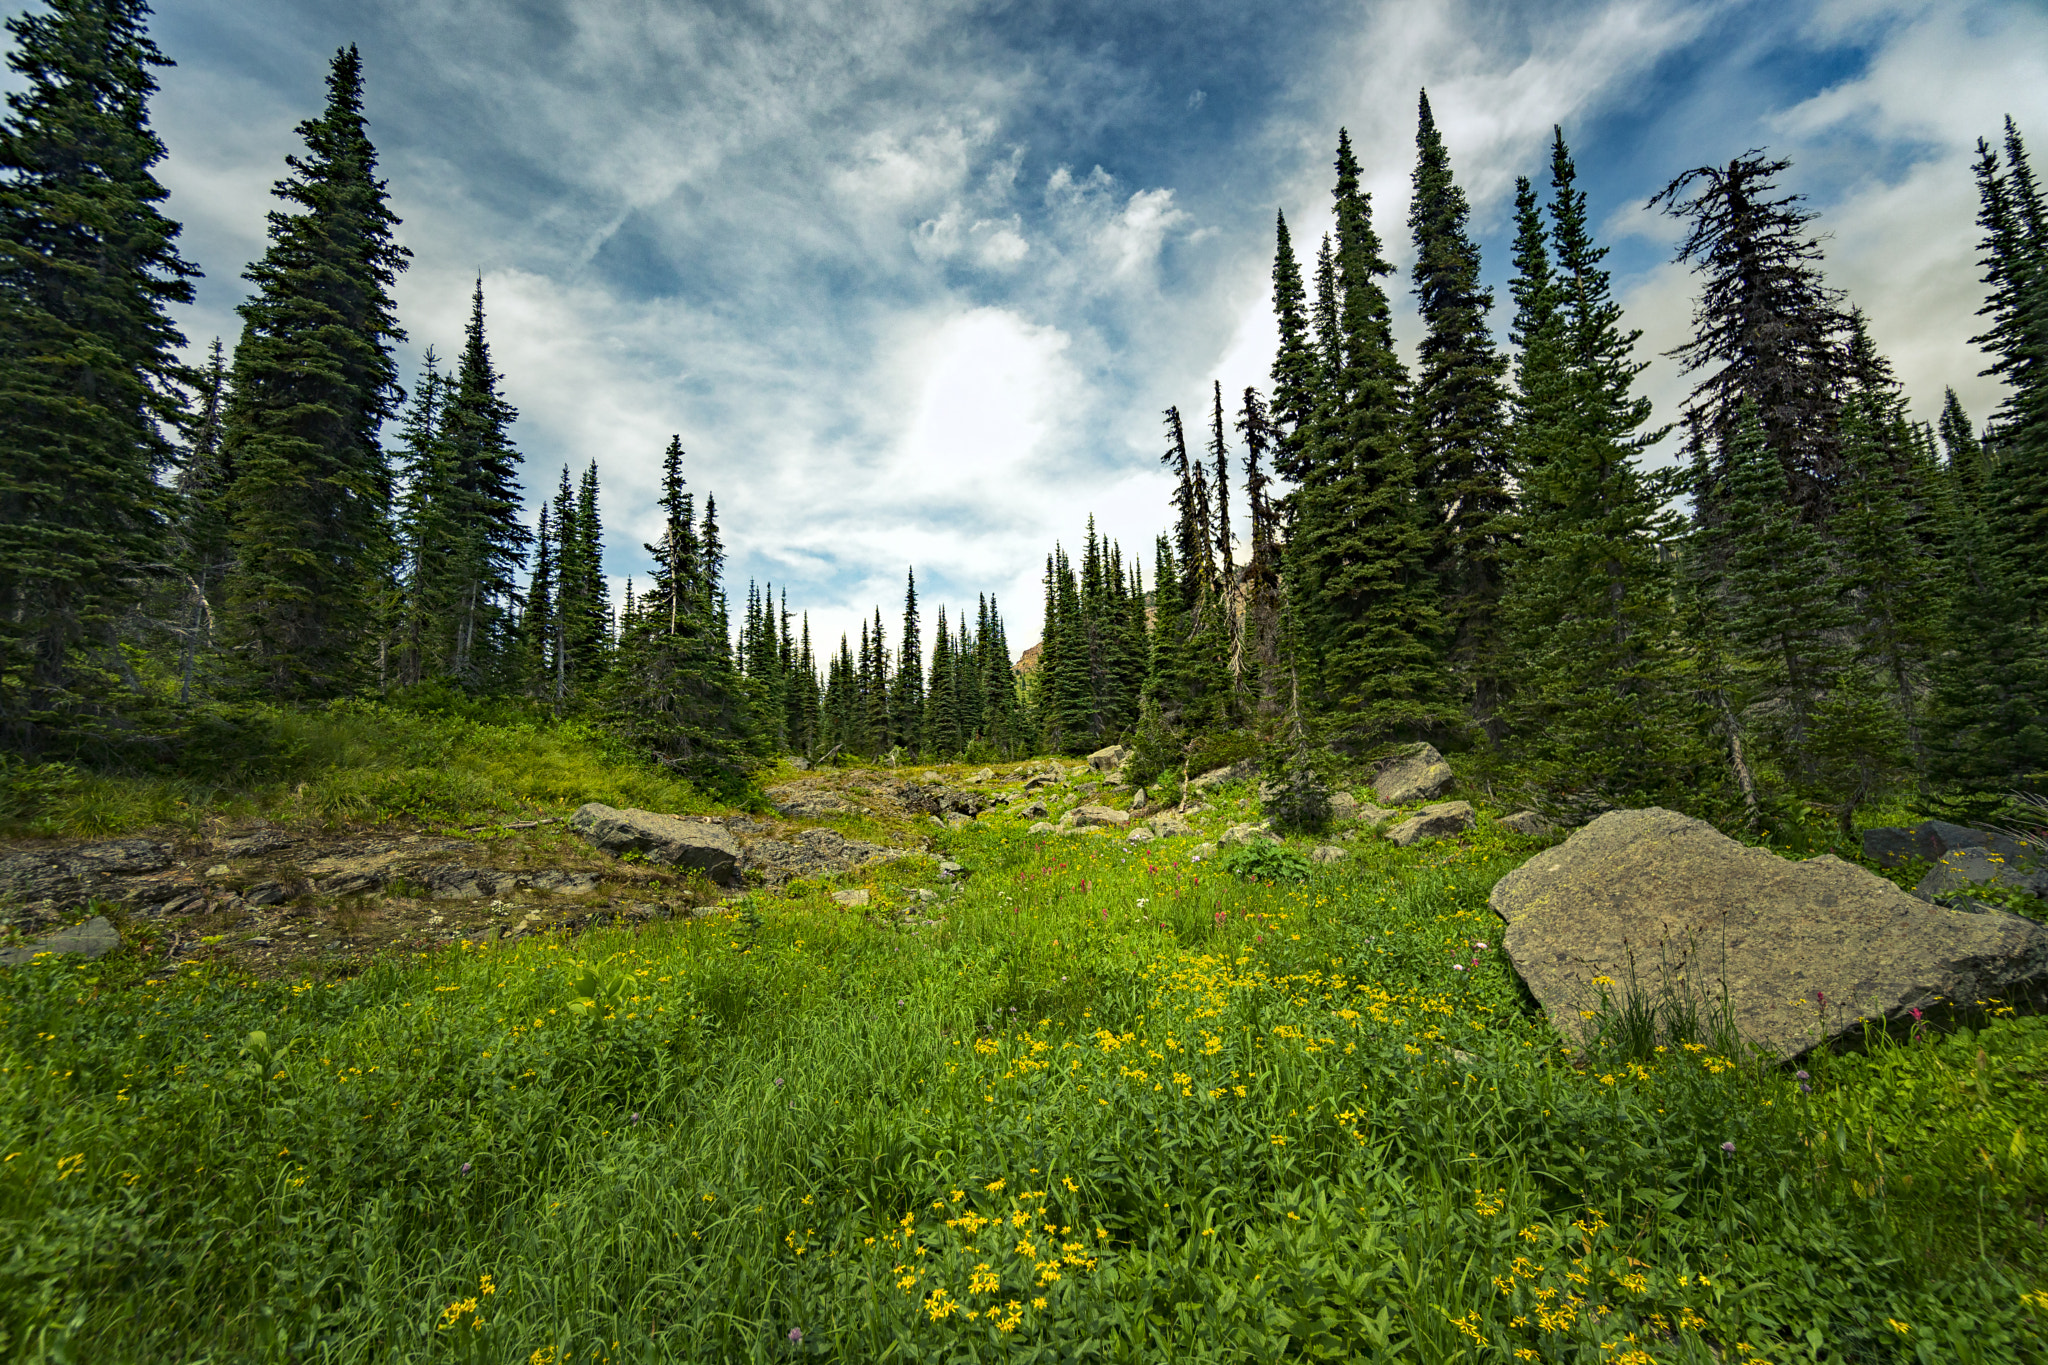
3, 809, 2042, 1362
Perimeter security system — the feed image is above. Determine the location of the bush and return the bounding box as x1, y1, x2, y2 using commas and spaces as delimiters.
1219, 839, 1311, 883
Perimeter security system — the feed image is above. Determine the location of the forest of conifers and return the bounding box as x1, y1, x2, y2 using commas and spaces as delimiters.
2, 1, 2044, 833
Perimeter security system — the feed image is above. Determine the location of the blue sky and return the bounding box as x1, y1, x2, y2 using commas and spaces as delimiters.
63, 0, 2048, 656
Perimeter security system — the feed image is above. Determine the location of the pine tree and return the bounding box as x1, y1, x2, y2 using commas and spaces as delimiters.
1408, 90, 1513, 723
1652, 152, 1847, 521
892, 568, 924, 753
169, 338, 232, 703
1235, 386, 1284, 715
1268, 210, 1319, 499
1500, 128, 1693, 803
566, 461, 610, 682
0, 0, 199, 744
392, 353, 453, 688
1290, 128, 1445, 739
436, 279, 527, 688
518, 501, 556, 700
1207, 381, 1236, 589
220, 46, 408, 699
924, 604, 957, 756
1160, 406, 1204, 606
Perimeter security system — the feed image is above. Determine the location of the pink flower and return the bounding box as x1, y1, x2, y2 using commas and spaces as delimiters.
1720, 1141, 1736, 1153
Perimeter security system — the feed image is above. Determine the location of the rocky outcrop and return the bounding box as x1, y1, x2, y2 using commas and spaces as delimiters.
763, 784, 858, 818
739, 827, 907, 884
1145, 812, 1198, 839
1328, 792, 1359, 822
1, 839, 173, 912
1126, 827, 1155, 844
896, 784, 987, 819
1863, 819, 2042, 871
1061, 804, 1130, 830
1914, 848, 2048, 906
1386, 801, 1475, 847
1373, 743, 1455, 805
1490, 807, 2048, 1060
1188, 760, 1257, 794
0, 914, 120, 967
1219, 821, 1273, 847
1087, 745, 1132, 774
1498, 810, 1558, 838
1311, 846, 1346, 864
569, 803, 743, 887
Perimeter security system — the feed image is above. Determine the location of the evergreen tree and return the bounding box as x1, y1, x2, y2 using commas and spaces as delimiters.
1290, 128, 1445, 738
168, 338, 232, 703
1499, 128, 1692, 803
923, 604, 957, 756
1207, 381, 1236, 589
437, 279, 527, 688
220, 46, 408, 699
0, 0, 199, 744
1268, 210, 1319, 498
1160, 406, 1204, 605
1235, 386, 1284, 716
1037, 548, 1093, 753
892, 568, 924, 752
1939, 386, 1993, 512
518, 501, 556, 700
1652, 152, 1847, 520
1408, 90, 1513, 723
392, 353, 453, 688
566, 461, 610, 681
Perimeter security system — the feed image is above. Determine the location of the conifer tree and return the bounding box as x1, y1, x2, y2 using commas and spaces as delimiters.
1291, 128, 1445, 738
221, 46, 408, 699
1652, 152, 1847, 520
923, 604, 956, 756
392, 354, 453, 688
1207, 381, 1236, 589
1408, 90, 1513, 722
437, 279, 528, 688
566, 461, 610, 680
1268, 211, 1319, 498
0, 0, 199, 744
519, 501, 556, 700
1037, 548, 1094, 753
1160, 406, 1204, 605
169, 338, 232, 702
1499, 128, 1692, 802
892, 568, 924, 752
1235, 386, 1284, 715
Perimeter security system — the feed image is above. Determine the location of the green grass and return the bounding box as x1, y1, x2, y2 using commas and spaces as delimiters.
4, 790, 2045, 1363
0, 697, 728, 839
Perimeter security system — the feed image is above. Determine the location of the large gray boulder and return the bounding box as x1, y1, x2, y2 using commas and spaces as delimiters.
1087, 744, 1132, 774
1386, 801, 1474, 847
1862, 819, 2042, 871
1914, 848, 2048, 905
1188, 760, 1257, 793
1490, 807, 2048, 1060
569, 803, 742, 887
1498, 810, 1559, 838
763, 784, 857, 818
0, 915, 120, 967
1060, 804, 1129, 830
1374, 743, 1455, 805
1145, 812, 1198, 839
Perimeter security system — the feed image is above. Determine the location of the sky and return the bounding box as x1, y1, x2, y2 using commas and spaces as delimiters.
41, 0, 2048, 662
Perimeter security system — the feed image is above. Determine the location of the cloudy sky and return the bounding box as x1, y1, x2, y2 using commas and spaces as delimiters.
83, 0, 2048, 658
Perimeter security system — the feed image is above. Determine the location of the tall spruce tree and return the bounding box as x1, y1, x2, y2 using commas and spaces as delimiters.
392, 353, 453, 688
221, 46, 408, 699
437, 279, 527, 688
169, 338, 232, 703
1408, 90, 1513, 724
0, 0, 199, 745
1651, 152, 1847, 521
1268, 210, 1319, 503
1290, 128, 1445, 738
892, 568, 924, 752
1499, 128, 1693, 803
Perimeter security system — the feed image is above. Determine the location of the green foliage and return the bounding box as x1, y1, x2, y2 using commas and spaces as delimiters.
1217, 838, 1310, 882
1123, 694, 1180, 791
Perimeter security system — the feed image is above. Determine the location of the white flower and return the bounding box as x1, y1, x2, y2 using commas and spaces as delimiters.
1136, 898, 1150, 908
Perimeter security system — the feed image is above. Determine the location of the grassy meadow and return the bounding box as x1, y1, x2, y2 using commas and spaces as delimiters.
2, 729, 2046, 1362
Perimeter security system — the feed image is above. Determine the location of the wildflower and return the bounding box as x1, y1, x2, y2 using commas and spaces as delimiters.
1794, 1069, 1809, 1081
788, 1327, 803, 1344
629, 1113, 641, 1124
1720, 1141, 1736, 1153
1452, 964, 1466, 972
460, 1162, 472, 1175
774, 1077, 785, 1087
1474, 941, 1487, 950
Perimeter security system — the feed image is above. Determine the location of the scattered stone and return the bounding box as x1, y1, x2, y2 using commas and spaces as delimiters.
1355, 802, 1396, 824
1862, 819, 2042, 871
1130, 788, 1147, 808
1016, 800, 1048, 819
1126, 827, 1157, 844
1190, 842, 1218, 861
1087, 744, 1132, 774
923, 770, 940, 781
1374, 743, 1456, 805
1498, 810, 1558, 838
971, 767, 995, 783
763, 784, 857, 818
896, 783, 987, 819
910, 888, 939, 903
1188, 760, 1258, 793
1386, 801, 1476, 848
741, 828, 905, 884
1180, 802, 1210, 817
0, 838, 173, 912
1028, 822, 1057, 834
1491, 807, 2048, 1060
938, 860, 967, 881
568, 803, 743, 887
215, 830, 295, 858
1311, 845, 1346, 864
1062, 804, 1131, 830
244, 881, 291, 907
944, 812, 975, 829
1914, 848, 2048, 906
314, 871, 383, 897
0, 915, 120, 967
1219, 821, 1274, 848
1072, 782, 1100, 796
832, 888, 871, 908
1145, 812, 1198, 839
204, 864, 232, 879
1328, 792, 1359, 822
1023, 775, 1059, 792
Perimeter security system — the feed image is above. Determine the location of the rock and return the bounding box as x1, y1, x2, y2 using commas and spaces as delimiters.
1914, 847, 2048, 905
1328, 792, 1359, 822
786, 757, 811, 771
944, 812, 975, 829
215, 830, 295, 858
832, 888, 870, 908
923, 770, 939, 781
0, 915, 121, 967
568, 803, 743, 887
763, 784, 857, 818
1180, 802, 1210, 817
1062, 805, 1130, 830
1126, 827, 1157, 844
1311, 845, 1347, 864
1386, 801, 1475, 847
1862, 819, 2042, 871
1499, 810, 1558, 838
1356, 803, 1396, 824
314, 871, 383, 897
1027, 822, 1057, 834
1188, 760, 1258, 793
1016, 800, 1048, 819
938, 860, 967, 881
1072, 782, 1100, 796
1146, 812, 1198, 839
971, 767, 995, 783
1130, 788, 1147, 808
1022, 775, 1059, 792
896, 783, 988, 818
1490, 807, 2048, 1060
1087, 744, 1132, 774
243, 881, 291, 907
1219, 821, 1274, 848
0, 839, 174, 913
1374, 743, 1455, 805
741, 828, 905, 884
1191, 842, 1218, 861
